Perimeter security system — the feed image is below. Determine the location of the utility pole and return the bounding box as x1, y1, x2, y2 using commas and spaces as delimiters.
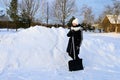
46, 1, 49, 26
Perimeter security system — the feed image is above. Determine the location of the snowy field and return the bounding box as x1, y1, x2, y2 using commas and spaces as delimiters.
0, 26, 120, 80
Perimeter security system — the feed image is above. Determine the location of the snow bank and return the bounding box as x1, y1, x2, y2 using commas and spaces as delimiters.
0, 26, 120, 80
0, 26, 70, 72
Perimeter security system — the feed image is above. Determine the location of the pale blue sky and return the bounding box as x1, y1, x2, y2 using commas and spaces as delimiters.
76, 0, 113, 18
0, 0, 113, 12
0, 0, 113, 22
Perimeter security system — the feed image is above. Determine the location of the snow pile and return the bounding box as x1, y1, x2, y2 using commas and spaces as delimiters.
0, 26, 69, 72
0, 26, 120, 80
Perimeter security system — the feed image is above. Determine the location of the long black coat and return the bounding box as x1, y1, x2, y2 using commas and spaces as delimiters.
66, 26, 83, 59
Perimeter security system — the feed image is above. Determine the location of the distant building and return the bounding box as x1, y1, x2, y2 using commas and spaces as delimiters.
92, 23, 103, 32
0, 10, 11, 28
92, 24, 102, 29
0, 10, 10, 21
101, 15, 120, 33
0, 15, 10, 21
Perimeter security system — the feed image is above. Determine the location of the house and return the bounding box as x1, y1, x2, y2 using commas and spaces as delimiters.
0, 10, 10, 21
92, 24, 103, 29
92, 23, 103, 32
0, 10, 11, 28
101, 15, 120, 33
0, 15, 10, 21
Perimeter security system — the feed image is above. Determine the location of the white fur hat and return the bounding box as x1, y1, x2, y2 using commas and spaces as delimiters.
72, 18, 79, 25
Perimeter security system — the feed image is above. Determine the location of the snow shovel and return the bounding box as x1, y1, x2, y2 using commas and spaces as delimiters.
68, 36, 84, 71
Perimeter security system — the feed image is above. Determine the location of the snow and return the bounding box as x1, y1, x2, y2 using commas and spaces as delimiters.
106, 15, 120, 24
0, 26, 120, 80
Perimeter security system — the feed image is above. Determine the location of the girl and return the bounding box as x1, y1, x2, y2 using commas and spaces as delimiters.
67, 18, 83, 60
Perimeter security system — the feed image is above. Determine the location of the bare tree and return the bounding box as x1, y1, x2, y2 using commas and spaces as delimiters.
96, 5, 113, 24
46, 2, 49, 26
19, 0, 40, 27
103, 0, 120, 20
99, 0, 120, 32
81, 5, 94, 25
53, 0, 76, 27
0, 0, 10, 8
41, 0, 50, 26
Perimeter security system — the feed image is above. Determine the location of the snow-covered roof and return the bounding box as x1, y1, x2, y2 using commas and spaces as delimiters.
106, 15, 120, 24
